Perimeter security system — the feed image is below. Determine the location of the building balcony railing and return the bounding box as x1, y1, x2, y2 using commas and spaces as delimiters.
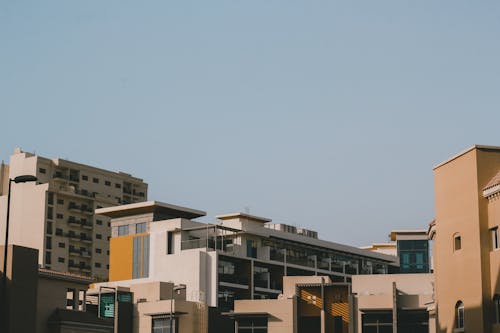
80, 235, 93, 243
181, 238, 216, 251
123, 188, 132, 194
218, 274, 249, 286
287, 256, 315, 268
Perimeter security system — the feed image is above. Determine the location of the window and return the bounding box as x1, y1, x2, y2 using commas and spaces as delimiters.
237, 317, 268, 333
48, 192, 54, 205
105, 180, 111, 186
494, 295, 500, 324
82, 175, 88, 181
66, 288, 75, 309
58, 257, 65, 263
118, 225, 129, 236
455, 301, 464, 329
93, 177, 99, 184
56, 228, 63, 236
167, 231, 174, 254
57, 198, 64, 205
46, 236, 52, 249
115, 183, 122, 189
45, 251, 51, 265
246, 240, 257, 258
96, 219, 103, 225
46, 221, 53, 234
454, 234, 462, 251
491, 227, 499, 251
136, 222, 146, 233
96, 248, 102, 254
96, 234, 102, 239
152, 317, 177, 333
47, 207, 53, 220
56, 213, 63, 219
95, 262, 101, 268
39, 167, 46, 174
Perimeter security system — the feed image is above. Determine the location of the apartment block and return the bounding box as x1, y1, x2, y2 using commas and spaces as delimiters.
96, 201, 399, 312
433, 145, 500, 332
0, 148, 148, 278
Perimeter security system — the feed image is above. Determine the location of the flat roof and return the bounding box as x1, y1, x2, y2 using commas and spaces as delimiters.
433, 145, 500, 170
390, 230, 428, 241
95, 201, 206, 219
216, 212, 272, 223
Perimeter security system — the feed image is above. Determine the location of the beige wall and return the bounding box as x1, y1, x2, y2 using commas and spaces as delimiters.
234, 298, 296, 333
434, 146, 500, 332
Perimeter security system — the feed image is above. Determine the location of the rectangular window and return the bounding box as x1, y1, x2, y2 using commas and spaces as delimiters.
47, 207, 53, 220
96, 234, 102, 239
454, 235, 462, 251
136, 222, 146, 233
105, 180, 111, 186
167, 231, 174, 254
152, 317, 177, 333
118, 225, 129, 236
39, 167, 46, 174
133, 235, 150, 279
58, 257, 65, 263
115, 183, 122, 189
46, 221, 53, 234
82, 175, 88, 181
66, 288, 75, 309
95, 262, 101, 268
45, 251, 52, 265
58, 242, 65, 248
96, 248, 102, 254
57, 198, 64, 205
56, 228, 63, 236
93, 177, 99, 184
491, 227, 499, 250
96, 219, 103, 225
56, 213, 63, 219
46, 236, 52, 249
48, 192, 54, 205
246, 240, 257, 258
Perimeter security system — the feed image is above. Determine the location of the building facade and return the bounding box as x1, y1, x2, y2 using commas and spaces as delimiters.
433, 145, 500, 332
97, 201, 399, 312
0, 148, 148, 278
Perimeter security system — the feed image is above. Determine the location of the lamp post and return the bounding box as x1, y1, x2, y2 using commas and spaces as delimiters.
1, 175, 37, 333
170, 284, 186, 333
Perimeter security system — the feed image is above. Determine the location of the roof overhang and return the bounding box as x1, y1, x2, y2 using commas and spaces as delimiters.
95, 201, 206, 219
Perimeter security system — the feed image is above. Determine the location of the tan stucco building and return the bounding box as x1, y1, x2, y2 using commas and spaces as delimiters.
433, 145, 500, 332
0, 148, 147, 278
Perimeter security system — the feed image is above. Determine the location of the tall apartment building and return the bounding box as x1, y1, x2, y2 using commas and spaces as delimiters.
433, 145, 500, 332
0, 148, 148, 278
96, 201, 399, 311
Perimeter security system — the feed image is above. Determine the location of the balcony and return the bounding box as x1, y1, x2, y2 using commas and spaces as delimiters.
68, 203, 81, 212
123, 188, 132, 195
68, 218, 80, 226
218, 274, 249, 286
81, 222, 93, 229
81, 251, 91, 258
66, 232, 79, 240
80, 235, 93, 243
181, 238, 216, 251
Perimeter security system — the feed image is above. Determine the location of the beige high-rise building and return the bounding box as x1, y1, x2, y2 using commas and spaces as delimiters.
0, 148, 147, 279
433, 145, 500, 332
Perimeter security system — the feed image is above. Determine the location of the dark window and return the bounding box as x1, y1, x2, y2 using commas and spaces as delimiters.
96, 219, 103, 225
454, 235, 462, 251
46, 236, 52, 249
167, 231, 173, 254
58, 242, 65, 248
96, 248, 102, 254
58, 257, 65, 263
39, 167, 46, 174
48, 192, 54, 205
455, 301, 464, 328
115, 183, 122, 189
46, 221, 53, 234
491, 227, 499, 250
47, 207, 53, 220
45, 251, 51, 265
57, 199, 64, 205
362, 311, 393, 333
107, 250, 110, 255
246, 239, 257, 258
56, 228, 63, 236
106, 264, 109, 269
82, 175, 88, 181
95, 262, 101, 268
494, 295, 500, 324
96, 234, 102, 239
93, 177, 99, 184
56, 213, 63, 219
105, 180, 111, 186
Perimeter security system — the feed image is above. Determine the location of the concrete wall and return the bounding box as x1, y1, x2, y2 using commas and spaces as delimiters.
234, 298, 296, 333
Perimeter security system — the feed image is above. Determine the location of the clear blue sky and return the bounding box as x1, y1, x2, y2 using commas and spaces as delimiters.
1, 1, 499, 246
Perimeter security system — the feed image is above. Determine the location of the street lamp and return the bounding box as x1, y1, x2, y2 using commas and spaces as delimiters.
1, 175, 37, 333
170, 284, 186, 333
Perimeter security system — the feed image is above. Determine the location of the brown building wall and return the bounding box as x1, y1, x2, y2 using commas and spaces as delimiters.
434, 146, 500, 333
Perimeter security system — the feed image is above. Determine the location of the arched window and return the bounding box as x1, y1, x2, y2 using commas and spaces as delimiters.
455, 301, 464, 329
494, 294, 500, 324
